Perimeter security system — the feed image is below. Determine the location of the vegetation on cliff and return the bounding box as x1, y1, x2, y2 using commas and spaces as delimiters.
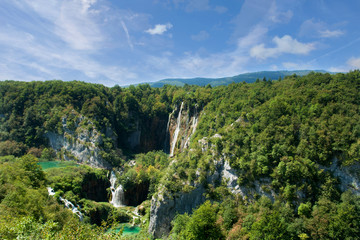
0, 71, 359, 239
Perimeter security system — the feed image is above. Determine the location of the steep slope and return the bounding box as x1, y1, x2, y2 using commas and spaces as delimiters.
0, 71, 359, 239
148, 71, 360, 238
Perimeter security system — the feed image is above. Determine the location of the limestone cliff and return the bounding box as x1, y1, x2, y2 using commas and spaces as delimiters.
148, 135, 275, 238
148, 185, 206, 238
45, 112, 111, 169
148, 155, 277, 238
126, 115, 169, 153
322, 157, 360, 195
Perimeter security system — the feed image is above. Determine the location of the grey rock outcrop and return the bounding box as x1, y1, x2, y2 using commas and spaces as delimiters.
148, 185, 206, 239
45, 114, 111, 169
323, 157, 360, 195
148, 157, 275, 238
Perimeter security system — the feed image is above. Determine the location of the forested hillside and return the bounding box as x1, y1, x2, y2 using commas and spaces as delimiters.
143, 70, 329, 87
0, 71, 359, 239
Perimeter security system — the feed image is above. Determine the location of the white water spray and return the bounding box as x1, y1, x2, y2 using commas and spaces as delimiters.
163, 108, 175, 153
184, 106, 199, 148
170, 102, 184, 157
47, 187, 83, 221
109, 171, 125, 207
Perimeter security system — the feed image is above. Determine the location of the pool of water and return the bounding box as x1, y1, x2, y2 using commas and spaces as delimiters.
38, 161, 78, 170
110, 224, 141, 236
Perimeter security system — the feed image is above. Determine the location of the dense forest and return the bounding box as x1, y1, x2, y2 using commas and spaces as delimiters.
0, 71, 359, 239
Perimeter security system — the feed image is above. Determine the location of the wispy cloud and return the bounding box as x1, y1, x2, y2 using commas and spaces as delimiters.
237, 25, 268, 49
347, 57, 360, 69
24, 0, 103, 50
319, 29, 344, 38
185, 0, 210, 12
145, 23, 173, 35
250, 35, 315, 60
267, 2, 293, 23
121, 21, 134, 50
0, 8, 137, 85
191, 30, 209, 41
282, 61, 311, 70
299, 19, 345, 39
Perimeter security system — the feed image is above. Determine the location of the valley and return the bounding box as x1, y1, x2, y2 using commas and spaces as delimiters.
0, 71, 359, 239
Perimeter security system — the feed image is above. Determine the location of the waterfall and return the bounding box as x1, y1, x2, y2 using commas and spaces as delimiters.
184, 106, 199, 148
170, 102, 184, 157
163, 109, 174, 154
60, 197, 84, 221
110, 171, 125, 207
47, 187, 83, 221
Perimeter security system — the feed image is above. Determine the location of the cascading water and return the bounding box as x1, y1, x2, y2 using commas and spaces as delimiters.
163, 108, 175, 154
47, 187, 83, 221
170, 102, 184, 157
110, 171, 125, 207
184, 105, 199, 148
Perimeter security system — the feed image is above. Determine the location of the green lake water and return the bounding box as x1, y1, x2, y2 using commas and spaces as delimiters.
38, 161, 78, 170
110, 224, 141, 236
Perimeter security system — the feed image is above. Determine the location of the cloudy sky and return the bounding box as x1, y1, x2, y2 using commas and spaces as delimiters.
1, 0, 360, 86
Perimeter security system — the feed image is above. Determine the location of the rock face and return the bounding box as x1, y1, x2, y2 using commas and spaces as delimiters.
219, 159, 275, 201
149, 135, 275, 238
126, 116, 169, 153
45, 114, 111, 169
81, 171, 110, 202
148, 185, 206, 239
323, 157, 360, 195
124, 181, 150, 206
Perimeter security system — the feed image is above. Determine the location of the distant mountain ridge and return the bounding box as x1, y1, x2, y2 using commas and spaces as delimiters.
145, 70, 331, 87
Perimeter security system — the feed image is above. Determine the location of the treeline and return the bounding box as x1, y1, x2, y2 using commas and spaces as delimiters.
0, 80, 212, 160
171, 193, 360, 239
0, 154, 153, 239
0, 71, 359, 239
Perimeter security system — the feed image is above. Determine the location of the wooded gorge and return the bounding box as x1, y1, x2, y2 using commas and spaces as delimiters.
0, 71, 359, 239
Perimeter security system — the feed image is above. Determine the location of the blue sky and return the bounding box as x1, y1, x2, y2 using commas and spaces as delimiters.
1, 0, 360, 86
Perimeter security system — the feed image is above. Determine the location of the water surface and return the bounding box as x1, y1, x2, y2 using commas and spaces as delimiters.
38, 161, 78, 170
110, 224, 141, 236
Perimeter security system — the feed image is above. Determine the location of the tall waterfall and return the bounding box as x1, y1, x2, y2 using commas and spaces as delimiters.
163, 109, 174, 154
110, 171, 125, 207
184, 105, 199, 148
170, 102, 184, 157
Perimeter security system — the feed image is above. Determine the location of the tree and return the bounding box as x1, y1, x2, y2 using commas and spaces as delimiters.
185, 201, 223, 240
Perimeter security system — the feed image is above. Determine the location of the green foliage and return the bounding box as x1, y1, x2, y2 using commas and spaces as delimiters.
1, 71, 360, 239
171, 201, 223, 240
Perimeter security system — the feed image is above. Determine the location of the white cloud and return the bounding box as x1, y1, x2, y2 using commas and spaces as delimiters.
145, 23, 173, 35
326, 57, 360, 73
23, 0, 103, 50
0, 26, 137, 85
319, 29, 344, 38
328, 67, 348, 73
80, 0, 97, 13
191, 30, 209, 41
282, 62, 311, 70
268, 2, 293, 23
299, 19, 345, 39
237, 25, 268, 49
347, 57, 360, 69
185, 0, 210, 12
250, 35, 315, 60
144, 27, 269, 79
